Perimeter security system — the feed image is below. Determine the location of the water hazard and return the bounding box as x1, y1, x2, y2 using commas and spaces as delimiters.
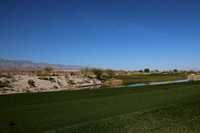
128, 79, 197, 87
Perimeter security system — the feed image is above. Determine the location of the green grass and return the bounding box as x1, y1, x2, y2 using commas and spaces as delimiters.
52, 103, 200, 133
0, 81, 200, 133
114, 73, 187, 85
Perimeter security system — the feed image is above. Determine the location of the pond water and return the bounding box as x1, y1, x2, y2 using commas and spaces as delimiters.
128, 79, 197, 87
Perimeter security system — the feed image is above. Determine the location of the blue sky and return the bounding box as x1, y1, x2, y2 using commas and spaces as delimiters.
0, 0, 200, 70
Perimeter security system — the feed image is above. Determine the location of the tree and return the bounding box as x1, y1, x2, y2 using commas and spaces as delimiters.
144, 68, 150, 73
174, 69, 178, 72
139, 70, 143, 72
91, 68, 103, 79
106, 69, 115, 78
154, 69, 159, 72
44, 66, 53, 75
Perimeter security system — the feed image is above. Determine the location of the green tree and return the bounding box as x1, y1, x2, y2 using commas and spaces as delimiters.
154, 69, 159, 72
91, 68, 103, 79
144, 68, 150, 73
174, 69, 178, 72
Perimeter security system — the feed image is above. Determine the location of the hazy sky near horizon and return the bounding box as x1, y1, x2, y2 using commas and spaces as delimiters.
0, 0, 200, 70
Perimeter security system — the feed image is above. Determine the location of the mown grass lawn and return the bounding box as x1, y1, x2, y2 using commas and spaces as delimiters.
0, 81, 200, 133
54, 103, 200, 133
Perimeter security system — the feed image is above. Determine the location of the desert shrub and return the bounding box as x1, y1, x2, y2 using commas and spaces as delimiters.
0, 80, 7, 88
43, 77, 49, 80
37, 70, 49, 76
28, 79, 35, 88
6, 84, 13, 88
52, 74, 59, 76
44, 66, 53, 75
38, 77, 49, 80
58, 82, 63, 87
84, 80, 90, 83
3, 80, 10, 84
5, 74, 12, 78
53, 85, 58, 89
49, 78, 55, 82
68, 80, 76, 85
21, 88, 27, 92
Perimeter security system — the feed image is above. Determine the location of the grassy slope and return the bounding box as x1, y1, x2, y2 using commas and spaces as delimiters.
114, 73, 187, 85
0, 81, 200, 133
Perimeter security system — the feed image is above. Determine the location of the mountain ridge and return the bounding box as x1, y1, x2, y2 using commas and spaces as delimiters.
0, 58, 86, 70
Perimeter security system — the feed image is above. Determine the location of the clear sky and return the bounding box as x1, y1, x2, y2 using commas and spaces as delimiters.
0, 0, 200, 71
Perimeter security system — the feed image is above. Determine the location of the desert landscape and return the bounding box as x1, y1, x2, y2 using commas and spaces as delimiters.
0, 69, 104, 94
1, 63, 200, 95
1, 0, 200, 132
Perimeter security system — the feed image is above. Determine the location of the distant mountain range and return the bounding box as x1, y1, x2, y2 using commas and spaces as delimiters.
0, 58, 86, 70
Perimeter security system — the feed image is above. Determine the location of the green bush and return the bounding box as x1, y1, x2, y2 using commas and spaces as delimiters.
28, 79, 35, 88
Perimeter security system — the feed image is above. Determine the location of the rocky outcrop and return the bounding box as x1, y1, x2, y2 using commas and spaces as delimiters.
0, 74, 102, 95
